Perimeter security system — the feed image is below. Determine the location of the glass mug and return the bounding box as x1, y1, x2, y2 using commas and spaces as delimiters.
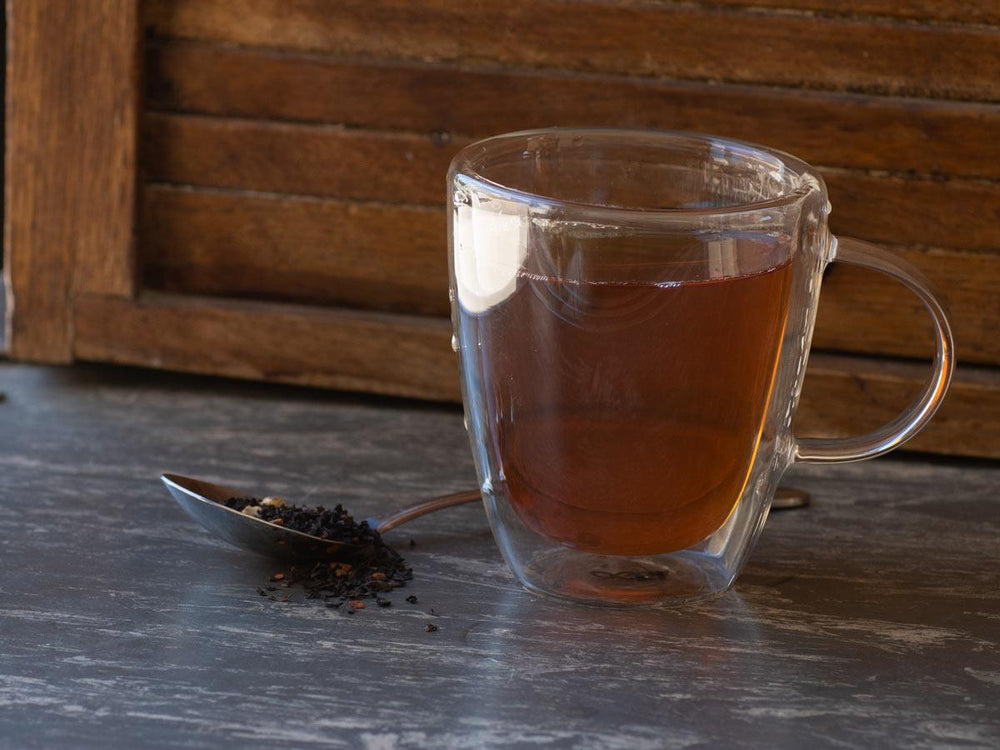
448, 129, 953, 606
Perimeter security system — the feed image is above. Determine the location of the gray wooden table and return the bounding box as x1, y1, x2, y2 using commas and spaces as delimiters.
1, 362, 998, 749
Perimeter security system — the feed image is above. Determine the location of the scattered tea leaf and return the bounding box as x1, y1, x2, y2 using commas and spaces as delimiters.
219, 494, 421, 613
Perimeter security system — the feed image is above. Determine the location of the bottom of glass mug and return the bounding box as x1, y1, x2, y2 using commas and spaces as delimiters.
479, 455, 782, 607
514, 547, 737, 608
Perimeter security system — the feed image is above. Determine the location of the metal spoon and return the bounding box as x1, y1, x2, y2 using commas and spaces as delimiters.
162, 473, 811, 561
161, 473, 481, 561
772, 486, 811, 510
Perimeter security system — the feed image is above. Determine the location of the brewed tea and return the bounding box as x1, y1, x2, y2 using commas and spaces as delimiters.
460, 260, 793, 556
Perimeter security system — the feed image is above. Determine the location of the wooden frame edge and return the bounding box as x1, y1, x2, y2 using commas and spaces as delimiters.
4, 0, 141, 361
74, 290, 999, 458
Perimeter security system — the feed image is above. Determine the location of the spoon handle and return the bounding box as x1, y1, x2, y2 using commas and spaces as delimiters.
372, 484, 810, 534
374, 489, 483, 534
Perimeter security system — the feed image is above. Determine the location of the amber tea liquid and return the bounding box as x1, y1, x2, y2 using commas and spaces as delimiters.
461, 259, 793, 556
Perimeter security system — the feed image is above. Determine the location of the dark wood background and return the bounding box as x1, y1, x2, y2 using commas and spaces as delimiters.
4, 0, 999, 457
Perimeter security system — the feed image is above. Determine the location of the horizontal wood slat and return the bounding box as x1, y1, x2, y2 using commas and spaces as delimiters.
794, 355, 1000, 459
142, 114, 454, 206
74, 292, 458, 401
814, 249, 1000, 365
140, 185, 448, 315
140, 185, 1000, 365
143, 113, 1000, 253
72, 290, 1000, 458
146, 43, 1000, 180
822, 170, 1000, 254
706, 0, 1000, 25
143, 0, 1000, 102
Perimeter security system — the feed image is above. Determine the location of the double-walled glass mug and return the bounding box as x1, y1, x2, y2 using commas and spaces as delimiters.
448, 129, 954, 607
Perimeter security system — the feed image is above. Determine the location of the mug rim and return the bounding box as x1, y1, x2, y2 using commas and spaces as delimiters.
450, 127, 826, 220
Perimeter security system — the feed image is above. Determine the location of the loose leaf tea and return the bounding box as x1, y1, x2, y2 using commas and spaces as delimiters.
227, 495, 419, 614
222, 495, 380, 546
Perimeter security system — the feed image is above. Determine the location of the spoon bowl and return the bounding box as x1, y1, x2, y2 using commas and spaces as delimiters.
161, 474, 481, 561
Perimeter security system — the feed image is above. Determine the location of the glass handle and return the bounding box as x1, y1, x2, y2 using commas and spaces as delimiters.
794, 237, 955, 463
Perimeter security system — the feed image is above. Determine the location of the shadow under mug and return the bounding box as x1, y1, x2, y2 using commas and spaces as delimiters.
448, 128, 954, 607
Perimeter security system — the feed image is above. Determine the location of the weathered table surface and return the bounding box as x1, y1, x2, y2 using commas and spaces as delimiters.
1, 362, 998, 749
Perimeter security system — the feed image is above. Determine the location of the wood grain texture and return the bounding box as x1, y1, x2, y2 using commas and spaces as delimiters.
795, 355, 1000, 459
0, 360, 998, 748
73, 291, 457, 401
142, 0, 1000, 101
5, 0, 140, 361
0, 277, 6, 351
142, 113, 455, 206
815, 247, 1000, 365
71, 287, 1000, 458
706, 0, 1000, 25
142, 113, 1000, 254
139, 184, 1000, 365
140, 185, 448, 315
823, 169, 1000, 254
145, 42, 1000, 181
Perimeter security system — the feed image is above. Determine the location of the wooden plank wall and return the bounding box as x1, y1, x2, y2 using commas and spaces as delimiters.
135, 0, 1000, 455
